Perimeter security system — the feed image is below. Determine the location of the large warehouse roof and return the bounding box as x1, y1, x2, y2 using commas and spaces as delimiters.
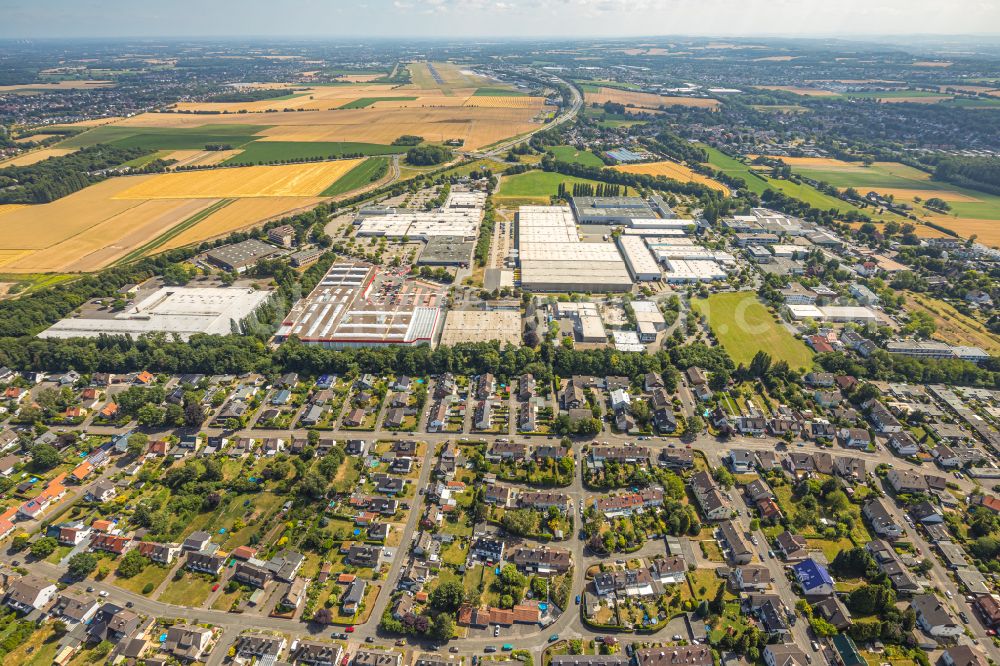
517, 206, 632, 292
41, 287, 274, 340
275, 262, 445, 347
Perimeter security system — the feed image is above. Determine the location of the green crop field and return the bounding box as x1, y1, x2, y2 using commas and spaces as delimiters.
320, 157, 390, 197
222, 141, 403, 165
473, 87, 527, 97
692, 291, 814, 369
847, 90, 950, 100
698, 144, 910, 222
547, 145, 606, 168
495, 170, 601, 202
59, 124, 268, 150
777, 160, 1000, 224
338, 96, 417, 109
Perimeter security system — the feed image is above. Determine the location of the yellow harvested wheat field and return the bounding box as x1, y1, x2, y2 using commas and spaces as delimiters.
615, 160, 729, 193
114, 160, 364, 199
0, 147, 76, 167
0, 204, 27, 218
163, 149, 242, 168
0, 168, 347, 272
114, 105, 542, 150
160, 197, 324, 251
585, 87, 720, 109
0, 80, 113, 92
6, 198, 220, 273
756, 85, 838, 97
462, 96, 547, 109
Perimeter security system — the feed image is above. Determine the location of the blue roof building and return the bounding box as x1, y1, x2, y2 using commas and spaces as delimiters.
792, 558, 834, 596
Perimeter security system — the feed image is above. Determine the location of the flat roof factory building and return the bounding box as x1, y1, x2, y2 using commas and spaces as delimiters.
439, 310, 521, 346
662, 259, 728, 283
555, 302, 608, 343
570, 196, 658, 225
517, 206, 633, 293
205, 239, 283, 273
787, 304, 879, 324
275, 262, 444, 348
417, 235, 474, 266
40, 286, 274, 340
355, 189, 485, 242
616, 235, 661, 281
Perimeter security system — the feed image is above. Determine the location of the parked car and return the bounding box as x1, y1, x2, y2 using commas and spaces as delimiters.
484, 647, 497, 654
345, 626, 355, 633
575, 595, 581, 605
549, 635, 559, 643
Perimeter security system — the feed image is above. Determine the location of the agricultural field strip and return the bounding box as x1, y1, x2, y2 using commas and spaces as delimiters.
113, 160, 365, 199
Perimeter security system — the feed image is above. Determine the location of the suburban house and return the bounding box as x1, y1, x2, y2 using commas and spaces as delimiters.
863, 499, 905, 540
914, 593, 963, 638
791, 559, 834, 597
5, 576, 58, 612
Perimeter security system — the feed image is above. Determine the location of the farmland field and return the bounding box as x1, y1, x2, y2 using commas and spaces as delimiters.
765, 156, 1000, 245
495, 170, 602, 204
113, 160, 365, 199
0, 80, 113, 92
904, 292, 1000, 355
320, 157, 391, 197
157, 197, 324, 252
614, 160, 729, 192
0, 160, 360, 272
473, 87, 528, 97
547, 145, 606, 167
78, 102, 544, 150
222, 141, 403, 165
463, 96, 546, 108
692, 291, 814, 369
585, 87, 719, 109
59, 124, 268, 150
0, 147, 77, 166
340, 96, 418, 109
755, 85, 839, 96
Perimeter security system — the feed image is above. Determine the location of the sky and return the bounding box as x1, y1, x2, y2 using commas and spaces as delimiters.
3, 0, 999, 39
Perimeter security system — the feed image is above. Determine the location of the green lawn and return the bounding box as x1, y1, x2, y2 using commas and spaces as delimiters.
321, 157, 390, 197
495, 170, 602, 203
158, 572, 214, 606
547, 145, 606, 168
223, 141, 403, 165
339, 97, 417, 109
59, 124, 268, 150
692, 292, 814, 369
112, 563, 171, 596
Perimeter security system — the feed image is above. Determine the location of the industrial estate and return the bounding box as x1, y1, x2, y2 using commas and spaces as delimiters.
0, 24, 997, 666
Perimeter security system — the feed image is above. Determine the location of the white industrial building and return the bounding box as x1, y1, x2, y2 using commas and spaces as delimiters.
787, 304, 878, 324
624, 218, 697, 231
570, 196, 658, 224
616, 235, 661, 281
354, 190, 484, 241
612, 330, 645, 352
631, 301, 667, 330
517, 206, 632, 292
662, 259, 728, 283
622, 228, 687, 237
40, 287, 275, 341
274, 262, 444, 348
555, 302, 607, 342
